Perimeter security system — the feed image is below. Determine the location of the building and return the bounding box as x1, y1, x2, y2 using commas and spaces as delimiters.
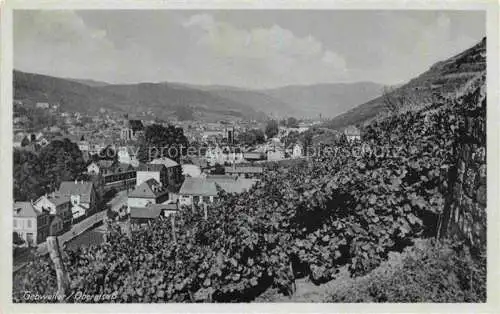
344, 125, 361, 142
88, 161, 137, 192
178, 177, 218, 206
121, 120, 144, 141
128, 178, 170, 208
224, 165, 264, 179
102, 163, 137, 192
58, 181, 98, 219
205, 146, 245, 166
13, 202, 50, 247
150, 157, 182, 185
136, 163, 168, 187
33, 193, 72, 230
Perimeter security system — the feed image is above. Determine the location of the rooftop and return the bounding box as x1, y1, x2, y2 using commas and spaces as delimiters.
150, 157, 179, 168
58, 181, 94, 203
129, 207, 162, 219
14, 201, 45, 217
179, 177, 218, 197
128, 178, 168, 199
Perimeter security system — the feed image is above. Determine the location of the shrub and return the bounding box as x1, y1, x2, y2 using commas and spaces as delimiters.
328, 239, 486, 302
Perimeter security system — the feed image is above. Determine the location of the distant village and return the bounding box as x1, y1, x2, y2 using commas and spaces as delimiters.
12, 100, 361, 249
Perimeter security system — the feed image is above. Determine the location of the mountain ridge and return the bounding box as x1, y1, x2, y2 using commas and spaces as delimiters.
321, 37, 486, 130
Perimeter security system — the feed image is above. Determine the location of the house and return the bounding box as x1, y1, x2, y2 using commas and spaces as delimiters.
178, 177, 218, 206
150, 157, 182, 185
13, 202, 50, 247
292, 143, 303, 158
344, 125, 361, 142
33, 193, 72, 230
205, 146, 245, 166
103, 163, 137, 192
87, 161, 102, 175
121, 119, 144, 141
136, 163, 168, 187
127, 178, 170, 209
130, 203, 179, 223
57, 181, 98, 219
224, 165, 264, 179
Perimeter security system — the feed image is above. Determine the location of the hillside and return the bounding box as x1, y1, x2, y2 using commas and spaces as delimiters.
67, 78, 110, 87
178, 81, 384, 119
260, 82, 384, 119
184, 84, 299, 119
13, 71, 268, 122
322, 37, 486, 130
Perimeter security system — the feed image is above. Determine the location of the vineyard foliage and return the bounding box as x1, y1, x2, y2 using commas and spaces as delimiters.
13, 85, 482, 302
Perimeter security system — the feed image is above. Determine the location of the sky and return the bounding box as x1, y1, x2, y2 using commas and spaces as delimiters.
13, 10, 485, 88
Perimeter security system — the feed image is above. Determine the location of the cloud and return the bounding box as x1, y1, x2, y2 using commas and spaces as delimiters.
182, 13, 347, 86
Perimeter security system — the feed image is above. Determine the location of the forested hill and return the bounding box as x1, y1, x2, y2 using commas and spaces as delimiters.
321, 37, 486, 130
13, 70, 268, 122
259, 81, 384, 119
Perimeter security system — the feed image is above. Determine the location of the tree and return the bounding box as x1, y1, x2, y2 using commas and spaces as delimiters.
287, 117, 299, 128
38, 138, 86, 193
212, 163, 225, 175
265, 120, 279, 139
13, 138, 85, 201
13, 149, 44, 201
137, 124, 189, 163
281, 130, 299, 148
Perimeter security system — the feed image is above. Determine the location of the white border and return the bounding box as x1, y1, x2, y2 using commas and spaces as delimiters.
1, 0, 499, 313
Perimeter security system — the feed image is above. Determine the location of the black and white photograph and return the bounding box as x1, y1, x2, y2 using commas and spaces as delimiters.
3, 1, 497, 309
